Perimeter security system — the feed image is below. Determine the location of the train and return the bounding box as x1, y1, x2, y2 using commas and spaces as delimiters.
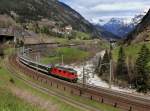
19, 56, 78, 83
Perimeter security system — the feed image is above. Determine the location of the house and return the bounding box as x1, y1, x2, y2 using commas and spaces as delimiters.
64, 25, 72, 34
51, 25, 73, 35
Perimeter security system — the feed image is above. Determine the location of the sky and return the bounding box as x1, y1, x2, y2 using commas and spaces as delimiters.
59, 0, 150, 23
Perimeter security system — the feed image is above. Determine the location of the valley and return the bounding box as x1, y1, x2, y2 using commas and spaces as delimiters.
0, 0, 150, 111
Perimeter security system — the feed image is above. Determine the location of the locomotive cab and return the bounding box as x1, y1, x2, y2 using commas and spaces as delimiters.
50, 66, 78, 83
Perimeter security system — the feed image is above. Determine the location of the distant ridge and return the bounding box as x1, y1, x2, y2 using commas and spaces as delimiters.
124, 9, 150, 44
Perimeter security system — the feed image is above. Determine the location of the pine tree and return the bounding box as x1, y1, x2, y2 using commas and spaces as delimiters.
116, 46, 128, 80
100, 50, 110, 75
133, 44, 150, 93
0, 46, 4, 58
127, 56, 135, 84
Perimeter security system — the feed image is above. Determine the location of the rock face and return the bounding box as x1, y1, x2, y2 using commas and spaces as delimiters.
125, 9, 150, 44
0, 0, 103, 37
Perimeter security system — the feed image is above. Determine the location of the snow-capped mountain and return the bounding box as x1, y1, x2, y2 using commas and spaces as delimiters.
93, 14, 144, 38
125, 9, 150, 44
132, 14, 145, 25
103, 18, 134, 38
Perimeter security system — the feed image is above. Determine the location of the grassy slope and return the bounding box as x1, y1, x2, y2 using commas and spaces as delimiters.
41, 47, 90, 64
74, 31, 91, 40
40, 37, 109, 64
0, 88, 45, 111
112, 42, 150, 61
0, 66, 45, 111
44, 36, 108, 48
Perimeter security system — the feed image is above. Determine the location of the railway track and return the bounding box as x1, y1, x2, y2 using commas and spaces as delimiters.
82, 83, 150, 105
5, 55, 102, 111
8, 54, 150, 111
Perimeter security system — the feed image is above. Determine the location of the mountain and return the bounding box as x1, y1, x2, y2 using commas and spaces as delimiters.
94, 25, 121, 40
91, 19, 123, 40
125, 9, 150, 44
95, 15, 144, 38
0, 0, 104, 38
103, 18, 134, 38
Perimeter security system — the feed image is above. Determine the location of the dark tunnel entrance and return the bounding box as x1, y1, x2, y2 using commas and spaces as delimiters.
0, 35, 14, 43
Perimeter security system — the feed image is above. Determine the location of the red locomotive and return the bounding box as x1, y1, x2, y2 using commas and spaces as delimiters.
49, 66, 78, 83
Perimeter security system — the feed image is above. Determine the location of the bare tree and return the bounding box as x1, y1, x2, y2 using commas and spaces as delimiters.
0, 45, 4, 58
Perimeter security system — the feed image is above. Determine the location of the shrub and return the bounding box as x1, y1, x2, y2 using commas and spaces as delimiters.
9, 78, 15, 84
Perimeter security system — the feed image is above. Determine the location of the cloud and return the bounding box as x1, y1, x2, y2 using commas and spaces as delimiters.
59, 0, 150, 23
91, 2, 147, 12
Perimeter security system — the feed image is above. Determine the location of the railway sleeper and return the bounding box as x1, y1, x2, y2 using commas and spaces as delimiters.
50, 82, 53, 86
70, 90, 73, 94
114, 102, 117, 108
129, 106, 132, 111
64, 87, 66, 91
79, 90, 82, 96
101, 98, 104, 103
90, 96, 93, 100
